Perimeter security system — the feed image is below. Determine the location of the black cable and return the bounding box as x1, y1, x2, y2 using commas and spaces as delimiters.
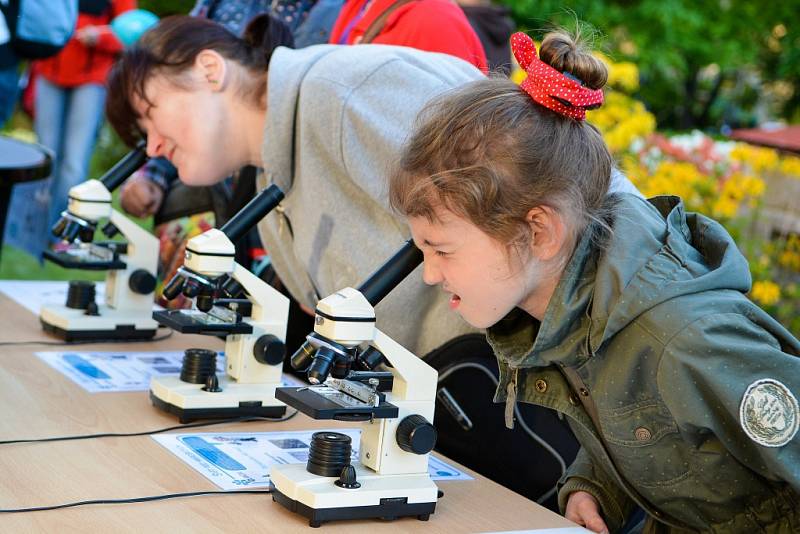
0, 411, 299, 445
0, 327, 175, 347
0, 489, 271, 513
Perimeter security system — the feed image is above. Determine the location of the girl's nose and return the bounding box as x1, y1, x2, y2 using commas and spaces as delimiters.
422, 258, 443, 286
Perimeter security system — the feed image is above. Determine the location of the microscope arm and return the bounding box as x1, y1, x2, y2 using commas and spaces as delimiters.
231, 261, 289, 327
108, 209, 159, 269
373, 329, 437, 402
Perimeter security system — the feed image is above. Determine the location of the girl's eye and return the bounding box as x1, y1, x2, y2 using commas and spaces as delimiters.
435, 250, 449, 257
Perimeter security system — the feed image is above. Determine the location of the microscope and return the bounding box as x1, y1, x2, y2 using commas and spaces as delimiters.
150, 184, 290, 423
271, 241, 440, 528
40, 143, 160, 341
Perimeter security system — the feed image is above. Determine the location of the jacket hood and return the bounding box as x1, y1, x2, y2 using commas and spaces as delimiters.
261, 44, 340, 193
490, 194, 753, 368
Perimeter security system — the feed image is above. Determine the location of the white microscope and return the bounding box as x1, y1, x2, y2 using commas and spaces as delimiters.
271, 241, 440, 528
40, 143, 160, 341
150, 184, 290, 422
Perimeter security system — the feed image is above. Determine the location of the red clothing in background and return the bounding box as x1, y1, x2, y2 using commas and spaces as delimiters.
37, 0, 135, 87
330, 0, 488, 73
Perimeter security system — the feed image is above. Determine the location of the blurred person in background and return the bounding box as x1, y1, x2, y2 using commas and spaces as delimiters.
456, 0, 514, 74
329, 0, 487, 71
37, 0, 136, 241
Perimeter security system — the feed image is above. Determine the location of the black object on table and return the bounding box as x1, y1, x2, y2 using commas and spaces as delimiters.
0, 135, 53, 260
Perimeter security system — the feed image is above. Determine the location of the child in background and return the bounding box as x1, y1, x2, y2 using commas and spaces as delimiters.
389, 30, 800, 533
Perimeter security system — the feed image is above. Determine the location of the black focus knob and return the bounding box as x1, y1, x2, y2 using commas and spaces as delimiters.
396, 414, 437, 455
128, 269, 157, 295
253, 334, 286, 366
334, 465, 361, 489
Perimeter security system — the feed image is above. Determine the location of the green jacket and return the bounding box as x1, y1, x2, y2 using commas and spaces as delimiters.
486, 195, 800, 533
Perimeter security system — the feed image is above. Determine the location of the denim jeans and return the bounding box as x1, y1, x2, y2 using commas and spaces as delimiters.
3, 77, 106, 258
0, 64, 19, 127
35, 77, 107, 229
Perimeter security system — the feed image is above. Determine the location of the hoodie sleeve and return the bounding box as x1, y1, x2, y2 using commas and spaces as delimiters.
659, 311, 800, 492
558, 447, 637, 532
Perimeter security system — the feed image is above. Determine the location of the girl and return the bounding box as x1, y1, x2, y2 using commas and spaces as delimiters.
389, 30, 800, 533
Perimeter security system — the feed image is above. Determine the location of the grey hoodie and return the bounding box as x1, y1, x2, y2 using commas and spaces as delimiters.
256, 43, 642, 356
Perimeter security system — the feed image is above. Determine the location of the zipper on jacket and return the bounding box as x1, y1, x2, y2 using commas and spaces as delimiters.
504, 367, 519, 429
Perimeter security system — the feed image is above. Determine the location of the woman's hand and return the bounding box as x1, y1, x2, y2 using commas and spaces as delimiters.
565, 491, 609, 533
120, 174, 165, 218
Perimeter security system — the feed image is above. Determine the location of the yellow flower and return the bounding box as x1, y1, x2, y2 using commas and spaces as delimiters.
750, 280, 781, 306
730, 144, 780, 173
779, 156, 800, 178
712, 195, 739, 219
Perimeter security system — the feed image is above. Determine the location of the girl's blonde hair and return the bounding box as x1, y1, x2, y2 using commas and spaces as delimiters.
390, 31, 614, 256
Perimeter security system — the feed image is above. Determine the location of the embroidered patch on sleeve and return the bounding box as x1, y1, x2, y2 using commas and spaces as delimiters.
739, 378, 799, 448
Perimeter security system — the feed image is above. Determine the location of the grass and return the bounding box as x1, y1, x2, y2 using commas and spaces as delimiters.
0, 245, 103, 281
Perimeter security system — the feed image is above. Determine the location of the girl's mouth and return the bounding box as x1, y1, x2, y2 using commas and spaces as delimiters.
449, 293, 461, 310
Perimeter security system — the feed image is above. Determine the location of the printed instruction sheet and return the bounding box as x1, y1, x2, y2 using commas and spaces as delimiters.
35, 350, 306, 393
35, 350, 224, 393
0, 280, 106, 316
153, 429, 472, 490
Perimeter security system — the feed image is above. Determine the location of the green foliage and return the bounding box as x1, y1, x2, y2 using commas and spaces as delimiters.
502, 0, 800, 129
138, 0, 196, 17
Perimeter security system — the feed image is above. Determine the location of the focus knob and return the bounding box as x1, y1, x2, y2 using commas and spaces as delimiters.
396, 414, 437, 455
253, 334, 286, 366
128, 269, 156, 295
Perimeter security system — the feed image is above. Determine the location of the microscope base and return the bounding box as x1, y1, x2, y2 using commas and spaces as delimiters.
150, 375, 286, 423
269, 463, 437, 528
40, 305, 157, 341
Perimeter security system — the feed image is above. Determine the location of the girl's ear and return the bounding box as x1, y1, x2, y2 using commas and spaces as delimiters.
526, 205, 568, 262
195, 49, 228, 91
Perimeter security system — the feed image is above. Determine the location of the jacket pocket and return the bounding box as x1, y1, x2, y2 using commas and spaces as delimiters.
599, 399, 691, 488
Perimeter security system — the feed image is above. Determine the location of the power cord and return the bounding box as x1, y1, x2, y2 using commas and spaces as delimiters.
0, 412, 298, 445
0, 326, 175, 347
438, 362, 567, 505
0, 489, 272, 513
0, 413, 299, 512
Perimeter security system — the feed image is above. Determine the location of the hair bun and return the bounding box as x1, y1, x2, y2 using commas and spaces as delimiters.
242, 13, 294, 67
539, 31, 607, 91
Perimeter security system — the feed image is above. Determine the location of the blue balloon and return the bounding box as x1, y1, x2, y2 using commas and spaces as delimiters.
110, 9, 159, 47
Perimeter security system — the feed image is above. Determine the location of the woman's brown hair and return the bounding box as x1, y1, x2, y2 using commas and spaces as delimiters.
105, 14, 294, 146
390, 30, 614, 259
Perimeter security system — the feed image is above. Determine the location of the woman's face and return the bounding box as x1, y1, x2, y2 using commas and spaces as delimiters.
408, 206, 553, 328
134, 73, 239, 186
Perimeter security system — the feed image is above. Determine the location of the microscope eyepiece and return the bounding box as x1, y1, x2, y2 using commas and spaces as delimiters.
307, 346, 338, 385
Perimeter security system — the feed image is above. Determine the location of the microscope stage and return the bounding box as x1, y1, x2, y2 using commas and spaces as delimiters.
43, 247, 127, 271
153, 309, 253, 335
150, 375, 286, 423
276, 386, 399, 421
270, 463, 437, 527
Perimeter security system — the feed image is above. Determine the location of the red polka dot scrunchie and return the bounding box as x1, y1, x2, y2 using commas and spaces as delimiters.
511, 32, 604, 121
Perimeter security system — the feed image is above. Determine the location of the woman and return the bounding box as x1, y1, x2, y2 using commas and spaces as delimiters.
105, 16, 638, 360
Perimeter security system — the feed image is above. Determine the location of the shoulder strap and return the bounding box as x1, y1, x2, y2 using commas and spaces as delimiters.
359, 0, 415, 44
